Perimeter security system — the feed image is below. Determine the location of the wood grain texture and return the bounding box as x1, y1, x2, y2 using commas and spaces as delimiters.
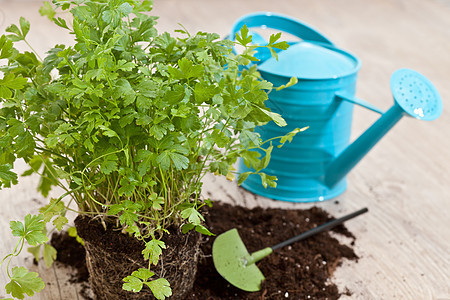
1, 0, 449, 299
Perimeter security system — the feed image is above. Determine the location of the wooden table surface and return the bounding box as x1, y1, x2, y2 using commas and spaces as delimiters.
1, 0, 449, 299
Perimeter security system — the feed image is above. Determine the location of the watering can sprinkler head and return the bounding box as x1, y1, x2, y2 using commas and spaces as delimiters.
324, 69, 443, 188
390, 69, 442, 121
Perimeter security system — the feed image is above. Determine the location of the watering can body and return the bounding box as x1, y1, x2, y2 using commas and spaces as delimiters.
233, 12, 442, 202
238, 52, 360, 202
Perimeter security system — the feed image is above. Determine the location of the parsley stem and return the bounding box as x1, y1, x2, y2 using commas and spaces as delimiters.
35, 146, 74, 163
24, 39, 43, 62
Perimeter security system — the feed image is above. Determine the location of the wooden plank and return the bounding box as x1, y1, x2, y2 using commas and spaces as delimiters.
1, 0, 449, 299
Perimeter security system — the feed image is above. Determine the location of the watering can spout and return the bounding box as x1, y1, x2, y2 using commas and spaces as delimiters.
324, 104, 404, 187
324, 69, 442, 188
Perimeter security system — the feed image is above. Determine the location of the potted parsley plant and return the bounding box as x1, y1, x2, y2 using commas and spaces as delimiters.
0, 0, 299, 299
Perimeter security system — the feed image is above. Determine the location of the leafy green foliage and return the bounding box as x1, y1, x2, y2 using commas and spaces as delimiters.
123, 268, 172, 299
42, 244, 58, 268
10, 214, 48, 246
27, 245, 41, 263
39, 198, 66, 223
258, 107, 287, 127
26, 243, 57, 268
279, 126, 309, 146
180, 207, 204, 225
5, 17, 30, 42
1, 0, 304, 299
266, 32, 290, 60
142, 239, 166, 265
147, 278, 172, 299
67, 226, 85, 246
38, 1, 56, 20
0, 35, 14, 59
0, 164, 18, 188
181, 223, 214, 236
276, 76, 299, 91
5, 267, 45, 299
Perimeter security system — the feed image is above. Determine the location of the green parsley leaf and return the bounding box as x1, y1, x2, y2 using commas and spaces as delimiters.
142, 239, 166, 265
0, 35, 15, 59
237, 171, 253, 185
10, 214, 48, 246
145, 278, 172, 300
239, 129, 260, 147
156, 151, 171, 170
258, 107, 287, 127
119, 209, 139, 227
276, 76, 298, 91
181, 223, 195, 234
27, 245, 41, 263
278, 127, 308, 146
235, 24, 253, 47
5, 267, 45, 299
123, 275, 144, 293
52, 215, 68, 231
131, 268, 155, 281
0, 164, 18, 188
0, 73, 28, 90
43, 244, 57, 268
168, 152, 189, 170
260, 144, 273, 170
100, 154, 119, 175
19, 17, 31, 38
260, 173, 277, 188
123, 268, 166, 297
39, 2, 56, 20
180, 207, 204, 225
39, 197, 65, 223
195, 224, 214, 236
168, 58, 204, 80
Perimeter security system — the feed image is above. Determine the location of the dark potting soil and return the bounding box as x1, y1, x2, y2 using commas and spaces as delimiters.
51, 202, 359, 299
74, 215, 201, 300
50, 231, 89, 283
50, 231, 92, 300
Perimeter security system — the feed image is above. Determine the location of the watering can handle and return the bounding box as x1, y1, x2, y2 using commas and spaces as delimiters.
229, 12, 334, 45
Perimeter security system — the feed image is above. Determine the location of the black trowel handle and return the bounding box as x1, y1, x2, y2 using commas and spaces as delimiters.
271, 207, 368, 251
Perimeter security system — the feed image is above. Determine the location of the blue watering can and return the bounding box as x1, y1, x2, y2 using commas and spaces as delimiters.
233, 12, 443, 202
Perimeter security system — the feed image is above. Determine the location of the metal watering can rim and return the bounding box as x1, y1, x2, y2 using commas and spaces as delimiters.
257, 41, 362, 81
230, 12, 362, 81
232, 12, 443, 201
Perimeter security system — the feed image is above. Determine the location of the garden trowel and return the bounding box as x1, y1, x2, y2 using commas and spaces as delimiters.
212, 207, 368, 292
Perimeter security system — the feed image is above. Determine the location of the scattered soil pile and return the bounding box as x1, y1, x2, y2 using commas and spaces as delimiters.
50, 231, 89, 283
51, 202, 359, 299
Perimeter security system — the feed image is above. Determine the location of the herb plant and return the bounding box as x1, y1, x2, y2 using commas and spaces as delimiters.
0, 0, 299, 299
